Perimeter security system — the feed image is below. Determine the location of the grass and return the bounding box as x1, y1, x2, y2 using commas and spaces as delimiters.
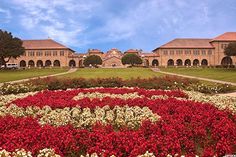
59, 68, 163, 80
160, 67, 236, 83
0, 68, 68, 83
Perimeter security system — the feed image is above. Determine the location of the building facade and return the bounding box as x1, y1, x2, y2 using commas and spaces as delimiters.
153, 32, 236, 66
10, 32, 236, 68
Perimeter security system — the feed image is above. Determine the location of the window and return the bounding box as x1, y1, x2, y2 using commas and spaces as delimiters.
36, 51, 43, 56
193, 50, 200, 55
28, 51, 35, 56
221, 44, 228, 49
45, 51, 51, 56
170, 50, 174, 55
53, 51, 57, 56
163, 50, 168, 55
184, 50, 191, 55
60, 51, 64, 56
208, 50, 212, 55
201, 50, 206, 55
176, 50, 183, 55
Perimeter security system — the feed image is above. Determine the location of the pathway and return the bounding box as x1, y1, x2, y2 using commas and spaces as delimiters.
0, 68, 77, 86
151, 68, 236, 97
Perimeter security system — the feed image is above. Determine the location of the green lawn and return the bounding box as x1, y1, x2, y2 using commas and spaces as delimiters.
0, 68, 68, 83
160, 67, 236, 83
59, 68, 162, 80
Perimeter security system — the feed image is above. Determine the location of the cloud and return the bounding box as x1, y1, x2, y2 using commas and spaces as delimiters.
0, 8, 11, 23
41, 25, 89, 47
8, 0, 100, 47
1, 0, 236, 52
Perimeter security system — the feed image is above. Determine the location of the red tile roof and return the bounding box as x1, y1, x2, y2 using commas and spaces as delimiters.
155, 39, 214, 50
88, 49, 103, 54
212, 32, 236, 41
23, 39, 74, 51
141, 53, 160, 57
125, 49, 139, 53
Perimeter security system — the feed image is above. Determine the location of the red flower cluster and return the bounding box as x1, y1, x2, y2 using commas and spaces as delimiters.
11, 88, 187, 109
2, 88, 236, 156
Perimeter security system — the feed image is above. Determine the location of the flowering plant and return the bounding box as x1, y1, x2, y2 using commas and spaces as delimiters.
0, 88, 235, 156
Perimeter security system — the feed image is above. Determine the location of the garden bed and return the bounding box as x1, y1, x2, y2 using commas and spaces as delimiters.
0, 87, 235, 157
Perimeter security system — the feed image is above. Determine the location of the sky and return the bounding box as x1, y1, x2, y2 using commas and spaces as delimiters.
0, 0, 236, 53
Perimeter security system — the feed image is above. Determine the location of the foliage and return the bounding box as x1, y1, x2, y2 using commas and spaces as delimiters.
0, 88, 235, 156
121, 54, 142, 66
1, 76, 234, 95
224, 42, 236, 56
0, 29, 25, 66
83, 55, 102, 67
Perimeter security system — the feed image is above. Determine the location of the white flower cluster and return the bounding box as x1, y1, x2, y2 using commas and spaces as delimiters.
137, 151, 155, 157
38, 105, 160, 129
151, 95, 169, 100
0, 104, 160, 129
37, 148, 61, 157
79, 152, 201, 157
184, 91, 236, 113
186, 83, 231, 94
0, 92, 37, 107
0, 148, 32, 157
0, 148, 60, 157
73, 92, 144, 100
0, 83, 35, 95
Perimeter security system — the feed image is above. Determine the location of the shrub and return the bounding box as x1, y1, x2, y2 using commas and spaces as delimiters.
0, 76, 234, 95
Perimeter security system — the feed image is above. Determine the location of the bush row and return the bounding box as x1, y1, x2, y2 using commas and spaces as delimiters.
0, 76, 234, 95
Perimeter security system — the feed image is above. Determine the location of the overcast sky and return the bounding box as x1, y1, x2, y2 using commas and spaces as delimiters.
0, 0, 236, 53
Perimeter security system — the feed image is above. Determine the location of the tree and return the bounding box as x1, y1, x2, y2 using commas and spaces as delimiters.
0, 30, 25, 67
224, 42, 236, 56
83, 55, 102, 67
121, 54, 142, 66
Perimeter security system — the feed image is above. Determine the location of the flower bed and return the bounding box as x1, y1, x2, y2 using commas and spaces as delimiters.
0, 88, 235, 157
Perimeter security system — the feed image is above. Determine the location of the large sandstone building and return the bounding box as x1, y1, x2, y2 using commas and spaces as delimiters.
10, 32, 236, 67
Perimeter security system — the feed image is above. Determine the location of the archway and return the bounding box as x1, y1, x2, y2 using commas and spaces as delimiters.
28, 60, 35, 67
193, 59, 199, 66
176, 59, 183, 66
45, 60, 52, 67
221, 56, 233, 65
20, 60, 26, 67
53, 60, 60, 67
79, 60, 83, 67
145, 59, 149, 67
184, 59, 191, 66
167, 59, 174, 66
152, 59, 159, 66
201, 59, 208, 66
36, 60, 43, 67
69, 60, 76, 67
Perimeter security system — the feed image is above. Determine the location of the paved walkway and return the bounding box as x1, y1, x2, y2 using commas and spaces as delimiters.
151, 68, 236, 97
0, 68, 77, 86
